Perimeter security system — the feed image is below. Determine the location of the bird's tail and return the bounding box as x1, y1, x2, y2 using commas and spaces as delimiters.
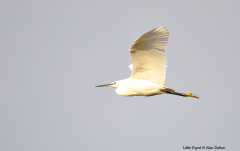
162, 87, 199, 99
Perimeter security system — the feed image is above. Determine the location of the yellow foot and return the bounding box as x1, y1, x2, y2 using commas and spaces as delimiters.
185, 92, 199, 99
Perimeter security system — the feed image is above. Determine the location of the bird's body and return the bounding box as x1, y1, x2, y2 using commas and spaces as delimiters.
96, 26, 199, 99
114, 78, 165, 96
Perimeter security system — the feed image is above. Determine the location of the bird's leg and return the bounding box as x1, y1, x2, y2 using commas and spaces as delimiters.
162, 87, 199, 99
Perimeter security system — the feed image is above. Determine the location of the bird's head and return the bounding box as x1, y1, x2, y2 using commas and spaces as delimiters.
95, 81, 118, 88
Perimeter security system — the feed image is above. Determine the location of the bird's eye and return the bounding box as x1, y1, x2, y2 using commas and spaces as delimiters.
112, 82, 116, 85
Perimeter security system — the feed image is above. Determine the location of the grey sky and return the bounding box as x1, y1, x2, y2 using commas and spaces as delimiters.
1, 0, 239, 151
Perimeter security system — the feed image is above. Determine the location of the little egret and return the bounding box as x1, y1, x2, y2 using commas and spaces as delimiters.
96, 26, 199, 98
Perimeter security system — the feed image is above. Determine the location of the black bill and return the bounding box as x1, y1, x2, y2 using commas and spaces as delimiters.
95, 84, 113, 87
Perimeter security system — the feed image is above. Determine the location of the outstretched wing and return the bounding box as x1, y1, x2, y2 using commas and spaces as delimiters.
130, 26, 169, 85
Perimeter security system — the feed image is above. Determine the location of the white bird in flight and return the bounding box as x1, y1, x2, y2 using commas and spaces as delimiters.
96, 26, 199, 98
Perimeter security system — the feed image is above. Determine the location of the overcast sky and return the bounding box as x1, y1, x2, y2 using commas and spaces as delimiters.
1, 0, 239, 151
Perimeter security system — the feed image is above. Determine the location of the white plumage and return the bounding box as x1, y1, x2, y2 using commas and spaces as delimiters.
96, 26, 199, 98
130, 26, 168, 86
